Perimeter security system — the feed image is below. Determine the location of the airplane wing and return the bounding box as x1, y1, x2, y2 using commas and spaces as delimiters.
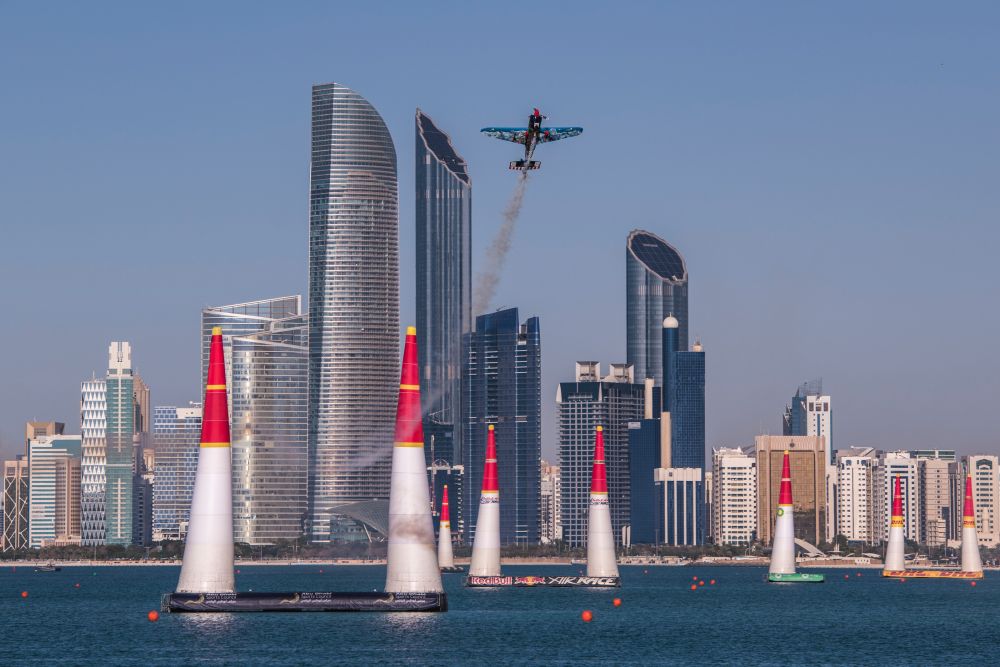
481, 128, 528, 144
538, 127, 583, 143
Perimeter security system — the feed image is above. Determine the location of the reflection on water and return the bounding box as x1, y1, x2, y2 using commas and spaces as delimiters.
176, 611, 239, 636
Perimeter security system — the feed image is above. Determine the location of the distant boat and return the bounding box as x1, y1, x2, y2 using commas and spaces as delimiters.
34, 563, 61, 572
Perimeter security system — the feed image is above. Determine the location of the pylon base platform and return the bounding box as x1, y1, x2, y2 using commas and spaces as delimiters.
882, 570, 983, 579
465, 575, 620, 588
767, 572, 825, 583
162, 591, 447, 612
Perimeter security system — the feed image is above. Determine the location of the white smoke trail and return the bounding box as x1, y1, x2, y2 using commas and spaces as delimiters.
472, 173, 529, 314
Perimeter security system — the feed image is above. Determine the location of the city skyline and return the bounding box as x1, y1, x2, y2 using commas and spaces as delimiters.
2, 3, 1000, 464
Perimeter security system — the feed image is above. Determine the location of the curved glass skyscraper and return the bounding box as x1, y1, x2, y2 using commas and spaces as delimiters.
626, 229, 688, 387
415, 109, 471, 469
308, 83, 398, 541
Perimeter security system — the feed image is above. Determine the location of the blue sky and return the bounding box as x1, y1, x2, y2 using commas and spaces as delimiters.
1, 1, 998, 460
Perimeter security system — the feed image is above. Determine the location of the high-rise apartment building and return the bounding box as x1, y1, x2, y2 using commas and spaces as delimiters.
655, 466, 705, 545
782, 381, 832, 462
626, 230, 688, 387
835, 447, 880, 543
557, 362, 644, 547
712, 447, 757, 546
80, 377, 106, 546
755, 435, 826, 545
308, 83, 399, 540
415, 109, 472, 469
914, 450, 959, 547
151, 404, 202, 541
463, 308, 541, 544
2, 457, 29, 551
540, 461, 562, 544
202, 297, 307, 543
968, 455, 1000, 547
877, 451, 921, 543
230, 315, 309, 544
25, 421, 65, 456
104, 342, 135, 545
28, 435, 82, 548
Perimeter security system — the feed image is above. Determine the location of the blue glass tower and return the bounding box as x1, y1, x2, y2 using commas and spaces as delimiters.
415, 110, 472, 469
462, 308, 540, 545
626, 230, 688, 387
628, 418, 663, 544
667, 348, 705, 470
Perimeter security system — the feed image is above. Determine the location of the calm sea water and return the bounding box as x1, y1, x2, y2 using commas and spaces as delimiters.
1, 564, 995, 665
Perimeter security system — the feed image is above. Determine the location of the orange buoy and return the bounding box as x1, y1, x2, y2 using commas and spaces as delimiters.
148, 610, 159, 622
709, 579, 716, 585
692, 576, 698, 581
844, 575, 849, 580
856, 572, 862, 577
690, 584, 697, 591
74, 583, 81, 588
581, 610, 593, 622
698, 581, 705, 586
971, 581, 977, 587
20, 591, 28, 599
612, 598, 622, 607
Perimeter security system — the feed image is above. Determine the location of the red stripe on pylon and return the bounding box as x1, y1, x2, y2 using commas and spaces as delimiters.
200, 329, 231, 446
590, 426, 608, 494
441, 484, 450, 522
778, 451, 793, 505
964, 475, 975, 520
482, 425, 498, 492
393, 327, 424, 448
892, 475, 904, 518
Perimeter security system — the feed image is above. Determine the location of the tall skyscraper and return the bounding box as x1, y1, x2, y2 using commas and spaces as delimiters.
415, 109, 472, 469
25, 421, 65, 456
152, 404, 202, 541
917, 454, 956, 547
626, 229, 688, 387
666, 341, 706, 469
712, 447, 757, 545
2, 457, 29, 551
755, 435, 826, 545
968, 455, 1000, 547
202, 297, 308, 544
104, 342, 135, 545
230, 315, 309, 544
876, 451, 921, 544
80, 377, 106, 546
557, 362, 644, 547
28, 435, 82, 548
540, 461, 562, 544
782, 381, 832, 461
308, 83, 399, 541
463, 308, 541, 544
835, 447, 880, 543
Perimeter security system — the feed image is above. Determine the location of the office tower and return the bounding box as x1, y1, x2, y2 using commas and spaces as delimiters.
626, 229, 688, 388
104, 342, 135, 545
913, 450, 958, 546
968, 455, 1000, 547
25, 421, 65, 456
666, 342, 706, 470
152, 404, 203, 541
712, 447, 757, 546
2, 457, 29, 551
308, 83, 399, 539
834, 447, 880, 543
202, 297, 308, 544
133, 375, 150, 436
80, 377, 107, 546
415, 109, 472, 469
28, 435, 82, 548
655, 466, 704, 545
628, 418, 664, 544
230, 315, 308, 544
429, 461, 464, 539
755, 435, 826, 545
782, 381, 832, 461
557, 362, 644, 547
463, 308, 540, 544
540, 461, 562, 544
877, 451, 921, 543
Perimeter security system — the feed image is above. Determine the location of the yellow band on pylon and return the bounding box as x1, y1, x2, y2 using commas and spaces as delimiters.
200, 442, 231, 448
395, 441, 424, 447
206, 384, 226, 390
399, 384, 420, 391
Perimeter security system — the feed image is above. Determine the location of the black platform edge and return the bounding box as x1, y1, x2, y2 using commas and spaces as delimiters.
440, 566, 465, 574
162, 591, 447, 613
465, 575, 621, 588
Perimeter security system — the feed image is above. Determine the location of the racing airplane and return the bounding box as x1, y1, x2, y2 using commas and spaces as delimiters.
481, 109, 583, 172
